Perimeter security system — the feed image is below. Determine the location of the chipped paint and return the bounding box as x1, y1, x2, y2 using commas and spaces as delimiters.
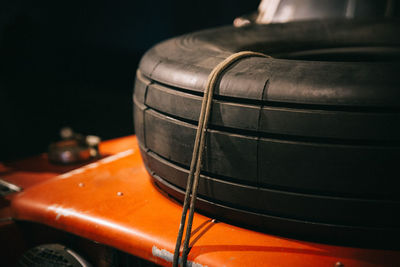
99, 149, 134, 164
68, 169, 84, 175
48, 205, 77, 220
46, 204, 151, 241
85, 162, 100, 169
58, 149, 135, 179
151, 245, 206, 267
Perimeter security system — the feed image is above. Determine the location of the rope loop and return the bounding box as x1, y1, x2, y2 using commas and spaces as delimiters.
172, 51, 270, 267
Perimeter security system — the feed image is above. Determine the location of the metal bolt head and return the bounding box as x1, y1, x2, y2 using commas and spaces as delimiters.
60, 127, 74, 139
335, 262, 344, 267
86, 135, 101, 147
117, 192, 123, 196
78, 182, 85, 187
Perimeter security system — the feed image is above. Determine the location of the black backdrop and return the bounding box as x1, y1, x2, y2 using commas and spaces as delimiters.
0, 0, 259, 160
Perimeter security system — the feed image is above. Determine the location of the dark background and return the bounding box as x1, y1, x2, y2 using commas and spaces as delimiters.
0, 0, 259, 160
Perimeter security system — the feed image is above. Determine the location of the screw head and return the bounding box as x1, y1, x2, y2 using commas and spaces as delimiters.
78, 182, 85, 187
86, 135, 101, 146
117, 192, 123, 196
60, 127, 74, 139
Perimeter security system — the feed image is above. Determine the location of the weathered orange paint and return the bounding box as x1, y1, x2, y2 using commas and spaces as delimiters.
6, 136, 400, 266
1, 136, 136, 190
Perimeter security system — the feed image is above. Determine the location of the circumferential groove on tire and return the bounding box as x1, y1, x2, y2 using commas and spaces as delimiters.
138, 70, 400, 142
133, 19, 400, 246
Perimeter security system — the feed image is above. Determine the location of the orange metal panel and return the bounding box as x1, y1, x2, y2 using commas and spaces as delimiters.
8, 136, 400, 266
1, 136, 136, 190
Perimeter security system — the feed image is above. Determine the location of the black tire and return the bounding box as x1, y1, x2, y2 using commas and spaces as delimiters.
17, 244, 91, 267
134, 19, 400, 247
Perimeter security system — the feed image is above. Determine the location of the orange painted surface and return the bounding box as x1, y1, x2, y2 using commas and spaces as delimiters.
6, 136, 400, 266
1, 136, 135, 190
